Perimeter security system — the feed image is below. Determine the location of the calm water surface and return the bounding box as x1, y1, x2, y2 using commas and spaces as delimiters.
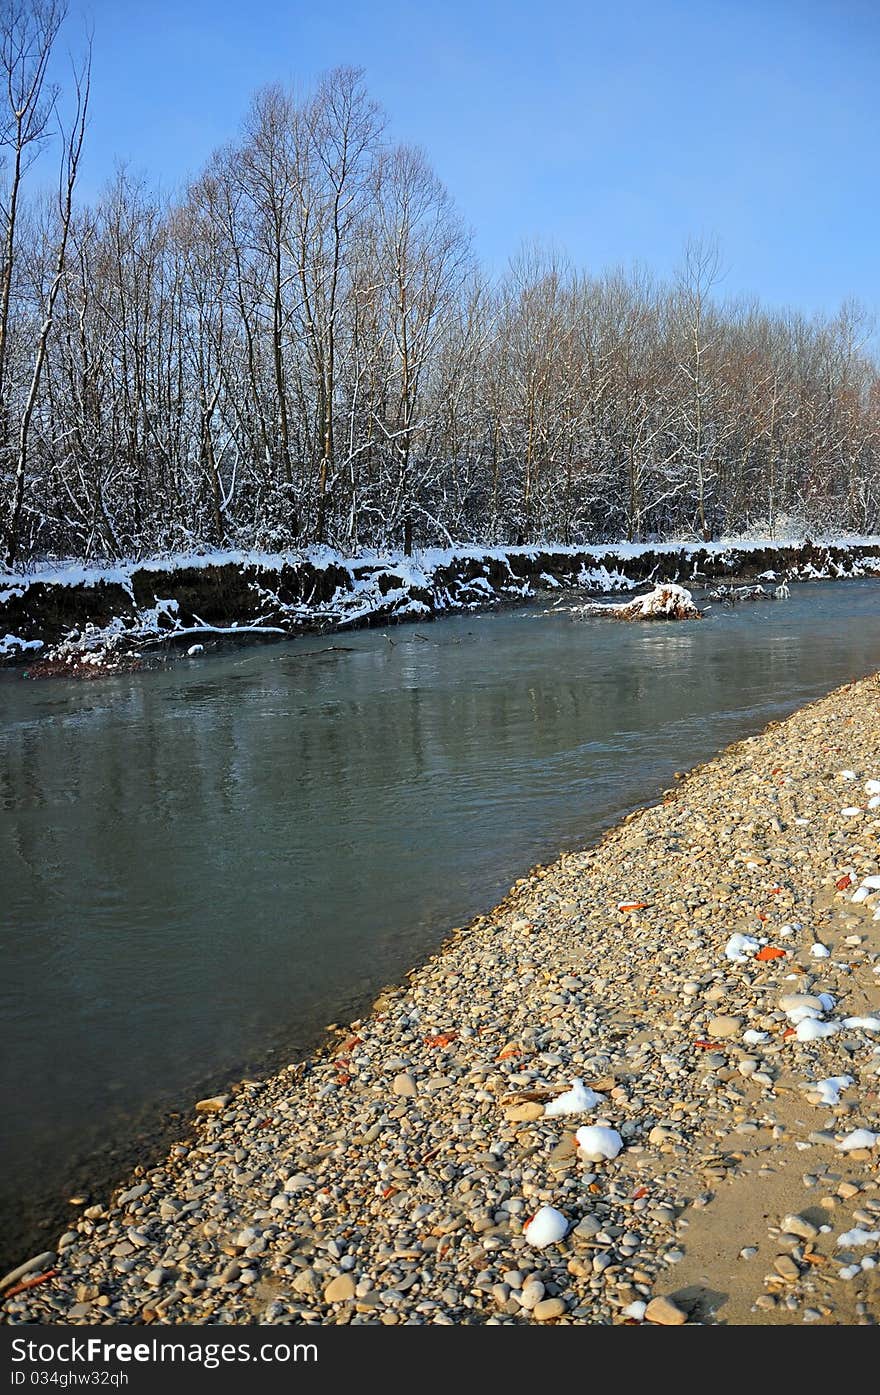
2, 579, 880, 1262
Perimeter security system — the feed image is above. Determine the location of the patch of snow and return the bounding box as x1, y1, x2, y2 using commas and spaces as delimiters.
0, 633, 43, 655
523, 1206, 569, 1248
575, 1125, 623, 1160
835, 1129, 879, 1151
544, 1079, 606, 1116
806, 1076, 853, 1106
725, 933, 760, 962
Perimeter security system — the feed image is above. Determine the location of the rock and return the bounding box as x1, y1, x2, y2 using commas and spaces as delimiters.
782, 1213, 819, 1241
505, 1102, 545, 1122
649, 1125, 677, 1145
773, 1255, 801, 1281
324, 1274, 356, 1303
282, 1173, 315, 1194
573, 1215, 601, 1238
195, 1095, 230, 1114
645, 1295, 687, 1325
518, 1280, 545, 1310
291, 1269, 320, 1297
707, 1015, 742, 1038
116, 1183, 148, 1207
392, 1073, 417, 1097
533, 1297, 566, 1321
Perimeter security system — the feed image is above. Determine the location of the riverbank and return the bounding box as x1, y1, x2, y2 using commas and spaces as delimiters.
4, 673, 880, 1326
3, 536, 880, 672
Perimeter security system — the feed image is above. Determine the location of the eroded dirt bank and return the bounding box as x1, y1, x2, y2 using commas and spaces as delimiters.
4, 673, 880, 1326
3, 538, 880, 670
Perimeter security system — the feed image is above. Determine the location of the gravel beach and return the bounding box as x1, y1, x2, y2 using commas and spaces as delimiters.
4, 673, 880, 1327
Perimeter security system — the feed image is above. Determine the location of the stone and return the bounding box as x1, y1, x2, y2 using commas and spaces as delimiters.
773, 1255, 801, 1281
195, 1095, 230, 1114
505, 1102, 544, 1122
292, 1269, 320, 1297
644, 1295, 687, 1325
392, 1073, 417, 1097
533, 1297, 566, 1321
518, 1281, 545, 1310
282, 1173, 315, 1194
707, 1015, 742, 1039
573, 1216, 601, 1239
324, 1274, 356, 1303
782, 1213, 819, 1241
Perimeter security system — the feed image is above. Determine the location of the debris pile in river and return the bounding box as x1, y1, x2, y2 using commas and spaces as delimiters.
572, 582, 703, 622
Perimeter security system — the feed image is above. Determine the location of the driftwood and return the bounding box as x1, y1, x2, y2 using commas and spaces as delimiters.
571, 583, 703, 622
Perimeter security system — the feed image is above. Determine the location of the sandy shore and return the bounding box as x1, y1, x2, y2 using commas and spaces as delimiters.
4, 674, 880, 1326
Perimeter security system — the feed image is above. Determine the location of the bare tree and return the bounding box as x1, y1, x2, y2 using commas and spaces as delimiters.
4, 8, 88, 565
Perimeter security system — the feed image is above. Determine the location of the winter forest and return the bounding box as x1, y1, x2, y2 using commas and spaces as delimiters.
2, 2, 879, 569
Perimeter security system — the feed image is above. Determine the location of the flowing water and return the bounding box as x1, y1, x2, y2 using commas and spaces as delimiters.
2, 578, 880, 1267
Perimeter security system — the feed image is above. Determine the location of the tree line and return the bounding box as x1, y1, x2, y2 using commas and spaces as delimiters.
2, 2, 878, 567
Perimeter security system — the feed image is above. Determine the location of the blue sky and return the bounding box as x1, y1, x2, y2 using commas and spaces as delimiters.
63, 0, 880, 321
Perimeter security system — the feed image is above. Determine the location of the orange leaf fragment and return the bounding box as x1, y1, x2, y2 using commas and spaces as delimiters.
425, 1032, 457, 1049
497, 1046, 521, 1061
755, 946, 786, 961
694, 1039, 725, 1050
783, 1027, 796, 1039
632, 1186, 649, 1200
836, 874, 853, 891
588, 1182, 602, 1194
618, 901, 651, 912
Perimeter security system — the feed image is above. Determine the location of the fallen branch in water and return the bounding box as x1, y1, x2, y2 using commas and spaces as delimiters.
142, 622, 289, 647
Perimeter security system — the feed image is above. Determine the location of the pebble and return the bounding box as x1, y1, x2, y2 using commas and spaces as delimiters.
533, 1297, 566, 1321
707, 1015, 742, 1038
195, 1096, 230, 1114
324, 1274, 356, 1303
644, 1295, 687, 1325
782, 1214, 819, 1241
391, 1073, 417, 1097
773, 1256, 801, 1282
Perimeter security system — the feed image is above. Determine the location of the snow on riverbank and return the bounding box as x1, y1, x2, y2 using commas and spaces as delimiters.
2, 535, 880, 670
4, 533, 880, 595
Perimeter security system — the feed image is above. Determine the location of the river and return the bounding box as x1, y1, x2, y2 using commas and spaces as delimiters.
2, 578, 879, 1268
